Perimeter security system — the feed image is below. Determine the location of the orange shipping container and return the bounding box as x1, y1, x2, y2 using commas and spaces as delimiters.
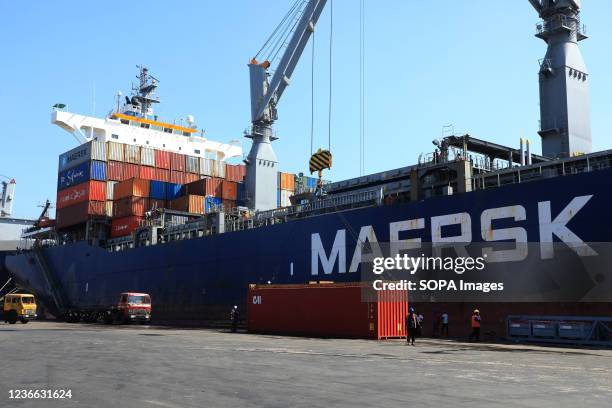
123, 163, 139, 180
107, 161, 124, 181
183, 177, 220, 196
153, 168, 170, 182
221, 181, 238, 200
111, 216, 143, 238
155, 150, 171, 169
225, 164, 245, 183
113, 178, 150, 200
56, 180, 106, 209
170, 171, 185, 185
278, 172, 295, 191
170, 152, 186, 171
113, 196, 150, 217
184, 172, 199, 184
56, 201, 106, 228
170, 195, 204, 214
139, 165, 155, 180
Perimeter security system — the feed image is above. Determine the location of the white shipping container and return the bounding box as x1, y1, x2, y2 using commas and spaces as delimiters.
105, 201, 113, 217
106, 181, 118, 200
200, 158, 214, 176
124, 144, 141, 164
186, 155, 199, 174
279, 189, 292, 207
107, 142, 124, 161
141, 147, 155, 166
216, 161, 226, 178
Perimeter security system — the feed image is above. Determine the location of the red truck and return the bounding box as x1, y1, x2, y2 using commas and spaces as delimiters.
64, 292, 152, 324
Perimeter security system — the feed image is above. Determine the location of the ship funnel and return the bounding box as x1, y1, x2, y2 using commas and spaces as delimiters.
531, 0, 591, 158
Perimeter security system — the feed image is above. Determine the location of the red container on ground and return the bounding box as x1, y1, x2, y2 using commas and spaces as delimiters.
153, 168, 170, 182
170, 152, 186, 172
247, 283, 408, 339
221, 181, 238, 200
107, 161, 124, 181
184, 172, 199, 184
113, 196, 150, 217
57, 180, 106, 209
139, 165, 155, 180
111, 216, 143, 238
123, 163, 139, 180
56, 201, 106, 228
155, 150, 171, 169
170, 171, 185, 185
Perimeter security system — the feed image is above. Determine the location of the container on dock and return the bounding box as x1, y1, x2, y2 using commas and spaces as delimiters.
113, 196, 150, 217
110, 216, 143, 238
140, 147, 156, 167
155, 149, 171, 169
124, 144, 141, 164
247, 283, 408, 339
170, 152, 186, 172
58, 140, 106, 172
113, 178, 150, 200
57, 160, 106, 191
56, 180, 106, 209
170, 195, 205, 214
56, 201, 106, 228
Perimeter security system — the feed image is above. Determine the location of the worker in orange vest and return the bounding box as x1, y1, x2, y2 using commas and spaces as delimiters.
469, 309, 481, 341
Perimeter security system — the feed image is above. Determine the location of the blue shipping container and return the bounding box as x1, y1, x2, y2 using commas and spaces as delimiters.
57, 160, 106, 191
150, 180, 166, 200
204, 196, 222, 213
165, 183, 183, 200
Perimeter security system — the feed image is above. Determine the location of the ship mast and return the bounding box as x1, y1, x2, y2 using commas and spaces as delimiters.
529, 0, 591, 158
129, 65, 160, 119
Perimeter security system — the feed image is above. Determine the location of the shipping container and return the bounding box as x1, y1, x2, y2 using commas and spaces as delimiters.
278, 189, 292, 207
247, 283, 408, 339
139, 165, 155, 180
153, 167, 170, 182
217, 161, 226, 178
113, 196, 150, 217
170, 170, 185, 185
165, 183, 183, 200
107, 142, 124, 162
107, 161, 124, 181
221, 181, 238, 200
57, 160, 106, 191
204, 196, 222, 213
124, 144, 141, 164
295, 175, 319, 193
58, 140, 106, 172
106, 181, 118, 200
113, 178, 150, 200
56, 201, 106, 229
225, 164, 246, 183
154, 149, 171, 169
183, 178, 221, 197
105, 200, 113, 217
278, 172, 295, 191
222, 199, 236, 212
140, 147, 156, 167
186, 155, 200, 174
149, 180, 166, 200
170, 152, 186, 172
123, 163, 139, 180
170, 195, 205, 214
56, 180, 106, 209
184, 173, 199, 184
110, 216, 143, 238
199, 158, 214, 176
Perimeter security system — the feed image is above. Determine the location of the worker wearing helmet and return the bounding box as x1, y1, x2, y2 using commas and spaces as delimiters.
469, 309, 481, 341
406, 307, 418, 346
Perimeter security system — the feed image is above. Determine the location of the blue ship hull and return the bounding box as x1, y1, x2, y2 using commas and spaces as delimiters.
5, 168, 612, 321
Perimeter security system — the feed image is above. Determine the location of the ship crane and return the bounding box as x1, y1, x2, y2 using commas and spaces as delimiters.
245, 0, 328, 211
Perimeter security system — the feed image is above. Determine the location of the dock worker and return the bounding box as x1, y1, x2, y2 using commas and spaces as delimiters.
441, 311, 449, 337
406, 307, 418, 346
230, 305, 240, 333
469, 309, 481, 341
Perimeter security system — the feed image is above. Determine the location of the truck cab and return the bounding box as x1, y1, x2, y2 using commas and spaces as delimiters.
3, 293, 37, 324
116, 292, 151, 323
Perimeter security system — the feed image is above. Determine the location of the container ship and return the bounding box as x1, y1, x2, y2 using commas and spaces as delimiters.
6, 0, 612, 340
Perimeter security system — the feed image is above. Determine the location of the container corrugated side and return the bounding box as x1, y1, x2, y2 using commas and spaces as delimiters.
170, 195, 204, 214
184, 178, 221, 197
199, 158, 214, 176
57, 161, 90, 191
124, 144, 141, 164
105, 200, 113, 217
149, 180, 166, 200
56, 201, 106, 229
139, 166, 155, 180
58, 140, 106, 172
225, 164, 245, 183
170, 171, 185, 185
186, 155, 200, 174
278, 172, 295, 191
106, 181, 118, 200
165, 183, 183, 200
107, 161, 124, 181
111, 216, 143, 238
141, 147, 156, 167
113, 178, 150, 200
90, 160, 107, 181
204, 196, 222, 213
221, 181, 238, 200
216, 161, 226, 178
56, 180, 106, 209
155, 150, 170, 169
278, 189, 292, 207
170, 152, 186, 171
113, 196, 150, 217
123, 163, 139, 180
184, 173, 199, 184
153, 168, 170, 182
107, 142, 125, 161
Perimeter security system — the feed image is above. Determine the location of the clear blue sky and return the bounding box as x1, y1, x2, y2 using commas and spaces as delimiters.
1, 1, 611, 219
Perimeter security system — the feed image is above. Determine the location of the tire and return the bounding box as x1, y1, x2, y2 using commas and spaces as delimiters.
7, 310, 17, 324
20, 318, 28, 324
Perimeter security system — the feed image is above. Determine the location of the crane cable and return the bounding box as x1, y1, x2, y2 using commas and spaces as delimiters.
328, 0, 333, 152
310, 30, 315, 156
359, 0, 365, 176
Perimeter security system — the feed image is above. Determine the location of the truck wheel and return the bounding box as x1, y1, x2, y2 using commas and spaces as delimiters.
7, 311, 17, 324
20, 318, 29, 324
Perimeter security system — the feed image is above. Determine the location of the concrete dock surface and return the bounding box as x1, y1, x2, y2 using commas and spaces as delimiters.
1, 321, 611, 407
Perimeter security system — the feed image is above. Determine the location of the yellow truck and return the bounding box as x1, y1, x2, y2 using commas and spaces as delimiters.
3, 293, 37, 324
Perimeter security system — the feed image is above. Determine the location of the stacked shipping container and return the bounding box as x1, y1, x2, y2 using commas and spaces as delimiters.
277, 172, 295, 207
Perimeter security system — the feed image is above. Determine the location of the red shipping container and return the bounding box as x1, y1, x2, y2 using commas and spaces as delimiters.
113, 196, 150, 217
56, 201, 106, 228
154, 149, 171, 169
153, 168, 170, 182
111, 216, 143, 238
139, 165, 155, 180
221, 181, 237, 200
183, 178, 222, 196
170, 195, 204, 214
107, 161, 124, 181
226, 164, 245, 183
170, 152, 186, 172
113, 178, 150, 200
170, 170, 185, 185
247, 283, 408, 339
57, 180, 106, 209
184, 172, 199, 184
123, 163, 139, 180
